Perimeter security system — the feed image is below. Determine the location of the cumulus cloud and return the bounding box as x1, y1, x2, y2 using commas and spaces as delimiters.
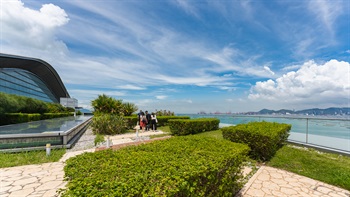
1, 0, 69, 53
249, 60, 350, 106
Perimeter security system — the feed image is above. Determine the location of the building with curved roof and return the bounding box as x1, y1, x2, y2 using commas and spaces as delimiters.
0, 53, 70, 103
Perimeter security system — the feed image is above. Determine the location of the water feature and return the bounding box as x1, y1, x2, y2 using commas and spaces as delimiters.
0, 115, 93, 151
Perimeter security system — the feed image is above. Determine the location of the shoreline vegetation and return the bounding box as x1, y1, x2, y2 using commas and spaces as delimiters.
1, 127, 349, 191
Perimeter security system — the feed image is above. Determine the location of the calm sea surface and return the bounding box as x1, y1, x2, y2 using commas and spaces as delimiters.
180, 114, 350, 152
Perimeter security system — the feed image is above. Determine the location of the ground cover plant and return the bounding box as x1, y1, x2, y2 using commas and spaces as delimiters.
61, 135, 250, 196
268, 145, 350, 190
0, 149, 66, 168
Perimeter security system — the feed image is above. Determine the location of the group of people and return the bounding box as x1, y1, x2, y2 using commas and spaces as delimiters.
137, 110, 158, 132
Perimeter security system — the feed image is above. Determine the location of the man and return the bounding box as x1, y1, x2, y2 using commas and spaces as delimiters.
145, 111, 152, 131
137, 110, 143, 129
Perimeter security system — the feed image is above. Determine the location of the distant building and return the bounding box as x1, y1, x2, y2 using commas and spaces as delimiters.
60, 97, 78, 109
0, 53, 73, 104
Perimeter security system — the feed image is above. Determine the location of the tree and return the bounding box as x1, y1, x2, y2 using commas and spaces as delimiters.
122, 102, 138, 116
91, 94, 124, 115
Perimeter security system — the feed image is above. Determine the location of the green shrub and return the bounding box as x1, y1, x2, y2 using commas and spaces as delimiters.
156, 116, 190, 126
20, 97, 48, 114
0, 92, 21, 114
62, 135, 250, 196
169, 118, 220, 136
222, 121, 291, 161
0, 113, 41, 125
41, 113, 72, 120
47, 103, 67, 113
90, 114, 127, 135
124, 115, 138, 129
94, 133, 105, 146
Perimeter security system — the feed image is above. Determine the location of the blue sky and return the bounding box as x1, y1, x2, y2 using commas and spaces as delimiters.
1, 0, 349, 113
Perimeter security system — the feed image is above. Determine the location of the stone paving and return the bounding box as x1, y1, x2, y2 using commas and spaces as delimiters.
237, 166, 350, 197
1, 129, 350, 197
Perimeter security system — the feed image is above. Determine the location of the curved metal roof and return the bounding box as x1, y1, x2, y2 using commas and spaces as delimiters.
0, 53, 70, 101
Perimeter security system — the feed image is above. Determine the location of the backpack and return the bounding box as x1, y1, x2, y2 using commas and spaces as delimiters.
142, 116, 147, 123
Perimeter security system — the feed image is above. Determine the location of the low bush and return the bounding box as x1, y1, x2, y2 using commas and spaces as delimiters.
124, 115, 138, 129
157, 116, 190, 126
94, 133, 105, 146
61, 135, 250, 196
0, 113, 41, 125
222, 121, 291, 161
169, 118, 220, 136
90, 114, 127, 135
41, 113, 72, 120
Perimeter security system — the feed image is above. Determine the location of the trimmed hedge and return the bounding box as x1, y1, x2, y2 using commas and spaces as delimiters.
0, 113, 41, 125
124, 115, 138, 129
222, 121, 291, 161
61, 135, 250, 196
0, 113, 73, 126
156, 116, 190, 126
169, 118, 220, 136
41, 113, 73, 120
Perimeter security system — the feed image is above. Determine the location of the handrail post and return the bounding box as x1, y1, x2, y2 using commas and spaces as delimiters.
306, 118, 309, 143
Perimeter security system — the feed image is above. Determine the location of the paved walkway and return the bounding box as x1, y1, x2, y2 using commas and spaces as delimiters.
1, 130, 349, 197
237, 166, 350, 197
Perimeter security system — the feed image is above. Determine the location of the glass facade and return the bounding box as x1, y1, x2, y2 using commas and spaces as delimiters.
0, 68, 58, 103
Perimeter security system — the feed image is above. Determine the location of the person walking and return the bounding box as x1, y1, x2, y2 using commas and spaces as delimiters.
145, 111, 152, 131
139, 112, 147, 133
151, 112, 158, 132
137, 110, 143, 130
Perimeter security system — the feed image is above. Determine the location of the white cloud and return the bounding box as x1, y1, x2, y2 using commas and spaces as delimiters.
282, 64, 302, 71
308, 0, 343, 34
184, 99, 193, 104
116, 85, 146, 90
218, 86, 236, 92
263, 66, 275, 75
249, 60, 350, 107
155, 95, 168, 100
174, 0, 200, 18
1, 1, 69, 53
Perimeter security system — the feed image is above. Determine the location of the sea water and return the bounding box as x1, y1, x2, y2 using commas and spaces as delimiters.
181, 114, 350, 153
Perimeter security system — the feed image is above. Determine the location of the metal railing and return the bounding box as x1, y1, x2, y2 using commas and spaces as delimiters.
231, 115, 350, 155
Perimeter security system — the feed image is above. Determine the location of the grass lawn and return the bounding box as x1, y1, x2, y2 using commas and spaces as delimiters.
268, 145, 350, 190
0, 149, 66, 168
195, 129, 223, 139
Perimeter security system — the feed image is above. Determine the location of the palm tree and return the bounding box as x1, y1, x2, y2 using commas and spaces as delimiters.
122, 102, 138, 116
91, 94, 123, 114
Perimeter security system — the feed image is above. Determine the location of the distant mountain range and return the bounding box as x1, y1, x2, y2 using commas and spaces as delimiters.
249, 107, 350, 115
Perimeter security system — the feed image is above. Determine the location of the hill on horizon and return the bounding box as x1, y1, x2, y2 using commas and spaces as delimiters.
256, 107, 350, 115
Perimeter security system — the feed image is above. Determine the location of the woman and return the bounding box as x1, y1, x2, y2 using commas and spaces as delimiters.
151, 112, 157, 132
139, 112, 147, 132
